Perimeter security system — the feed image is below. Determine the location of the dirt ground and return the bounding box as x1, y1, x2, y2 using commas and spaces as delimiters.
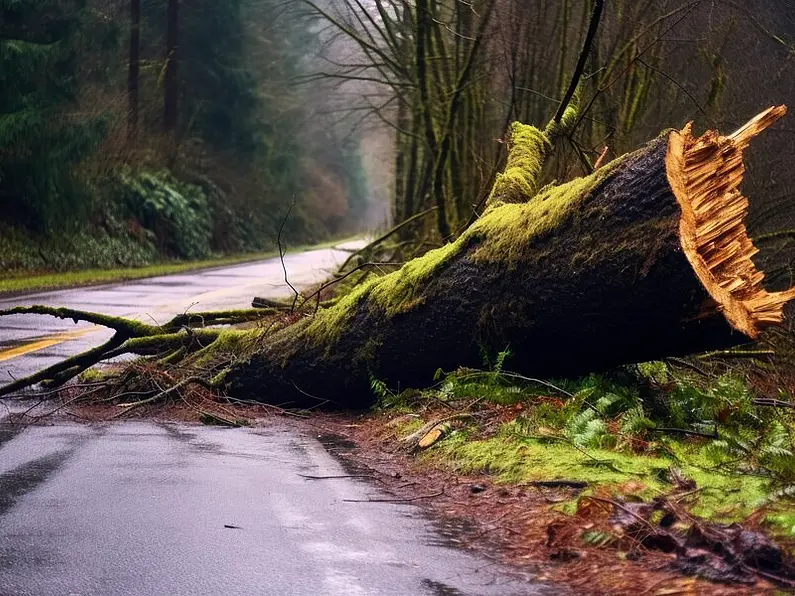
311, 411, 785, 596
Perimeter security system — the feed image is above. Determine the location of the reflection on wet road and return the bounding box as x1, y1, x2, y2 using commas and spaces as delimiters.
0, 419, 548, 596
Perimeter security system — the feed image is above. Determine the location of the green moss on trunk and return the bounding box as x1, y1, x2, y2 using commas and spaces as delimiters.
224, 115, 792, 409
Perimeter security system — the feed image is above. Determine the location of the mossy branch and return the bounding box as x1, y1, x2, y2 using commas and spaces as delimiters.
0, 305, 158, 338
0, 306, 234, 399
0, 333, 126, 398
102, 329, 221, 360
161, 309, 271, 331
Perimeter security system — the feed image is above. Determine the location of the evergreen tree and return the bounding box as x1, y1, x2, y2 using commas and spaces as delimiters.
0, 0, 110, 232
180, 0, 259, 154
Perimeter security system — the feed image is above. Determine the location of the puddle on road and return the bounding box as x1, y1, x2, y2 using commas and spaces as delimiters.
315, 433, 373, 481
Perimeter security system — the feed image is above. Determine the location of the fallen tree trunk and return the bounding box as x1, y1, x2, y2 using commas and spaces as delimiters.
224, 106, 795, 408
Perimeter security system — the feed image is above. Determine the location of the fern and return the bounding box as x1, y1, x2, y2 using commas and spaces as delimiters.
370, 377, 392, 403
493, 349, 511, 374
620, 406, 655, 435
758, 421, 795, 482
566, 409, 609, 448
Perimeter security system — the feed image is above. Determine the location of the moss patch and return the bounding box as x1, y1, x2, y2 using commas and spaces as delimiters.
424, 429, 775, 527
430, 431, 667, 489
302, 238, 465, 347
190, 328, 265, 367
487, 123, 551, 206
304, 277, 380, 346
367, 241, 461, 316
470, 162, 621, 264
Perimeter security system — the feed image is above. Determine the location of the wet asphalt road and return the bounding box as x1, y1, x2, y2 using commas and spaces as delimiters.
0, 243, 363, 387
0, 246, 549, 595
0, 419, 547, 595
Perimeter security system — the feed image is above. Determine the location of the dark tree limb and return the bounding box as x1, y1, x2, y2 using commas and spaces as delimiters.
554, 0, 604, 124
0, 334, 126, 398
0, 305, 158, 337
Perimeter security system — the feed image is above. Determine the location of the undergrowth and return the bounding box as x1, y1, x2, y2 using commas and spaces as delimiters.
373, 353, 795, 538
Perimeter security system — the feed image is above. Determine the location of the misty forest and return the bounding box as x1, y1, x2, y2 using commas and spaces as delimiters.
4, 0, 795, 591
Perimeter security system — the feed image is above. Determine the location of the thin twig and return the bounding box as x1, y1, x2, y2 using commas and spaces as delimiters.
298, 474, 372, 480
277, 196, 300, 312
305, 262, 403, 314
454, 370, 573, 397
553, 0, 604, 124
651, 427, 718, 439
584, 496, 657, 532
337, 206, 439, 273
753, 398, 795, 409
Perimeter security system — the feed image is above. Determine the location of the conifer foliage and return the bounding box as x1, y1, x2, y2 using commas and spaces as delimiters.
0, 0, 371, 271
0, 0, 110, 232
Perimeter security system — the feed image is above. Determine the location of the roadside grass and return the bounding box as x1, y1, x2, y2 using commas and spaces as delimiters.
0, 236, 362, 296
372, 357, 795, 541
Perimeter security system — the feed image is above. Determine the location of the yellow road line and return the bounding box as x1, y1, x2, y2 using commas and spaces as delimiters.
0, 257, 331, 363
0, 280, 282, 363
0, 326, 100, 363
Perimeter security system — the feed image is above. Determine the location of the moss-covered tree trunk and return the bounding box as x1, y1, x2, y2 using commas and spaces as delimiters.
225, 107, 795, 408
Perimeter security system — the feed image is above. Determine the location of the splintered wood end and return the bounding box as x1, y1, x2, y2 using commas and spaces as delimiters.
666, 105, 795, 338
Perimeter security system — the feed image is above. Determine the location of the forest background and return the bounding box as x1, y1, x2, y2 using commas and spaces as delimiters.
2, 0, 795, 288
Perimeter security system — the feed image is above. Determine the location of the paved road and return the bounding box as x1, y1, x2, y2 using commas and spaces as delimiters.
0, 245, 549, 595
0, 419, 547, 595
0, 243, 363, 388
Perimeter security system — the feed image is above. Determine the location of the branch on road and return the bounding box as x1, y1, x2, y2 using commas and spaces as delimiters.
0, 304, 276, 401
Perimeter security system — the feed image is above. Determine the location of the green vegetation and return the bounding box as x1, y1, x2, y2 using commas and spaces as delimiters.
0, 0, 372, 276
376, 357, 795, 537
0, 252, 277, 295
0, 0, 114, 234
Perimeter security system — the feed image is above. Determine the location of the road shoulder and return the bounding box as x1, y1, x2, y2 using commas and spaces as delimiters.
313, 412, 779, 596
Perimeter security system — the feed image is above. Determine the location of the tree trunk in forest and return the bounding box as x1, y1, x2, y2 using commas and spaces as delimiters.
128, 0, 140, 137
164, 0, 179, 132
224, 107, 795, 409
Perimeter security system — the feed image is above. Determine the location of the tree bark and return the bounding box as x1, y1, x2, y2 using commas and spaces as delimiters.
224, 107, 795, 409
164, 0, 179, 132
128, 0, 140, 137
